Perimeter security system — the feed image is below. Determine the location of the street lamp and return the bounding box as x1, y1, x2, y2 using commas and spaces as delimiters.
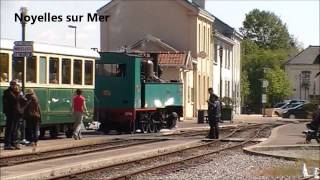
219, 47, 223, 99
68, 25, 77, 47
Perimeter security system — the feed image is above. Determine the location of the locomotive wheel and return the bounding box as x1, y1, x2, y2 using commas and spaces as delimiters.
149, 120, 160, 133
49, 127, 58, 139
149, 121, 156, 133
39, 128, 46, 140
129, 120, 136, 134
65, 124, 73, 138
141, 122, 149, 133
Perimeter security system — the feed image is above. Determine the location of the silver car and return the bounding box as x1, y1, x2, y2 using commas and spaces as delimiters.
274, 102, 303, 117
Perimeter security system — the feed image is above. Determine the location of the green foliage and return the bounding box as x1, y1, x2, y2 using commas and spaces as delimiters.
240, 71, 250, 104
265, 67, 291, 105
240, 9, 300, 113
240, 9, 293, 50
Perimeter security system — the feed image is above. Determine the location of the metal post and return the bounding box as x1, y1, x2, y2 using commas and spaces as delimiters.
299, 73, 302, 100
219, 47, 223, 99
20, 7, 27, 94
68, 25, 77, 47
74, 27, 77, 47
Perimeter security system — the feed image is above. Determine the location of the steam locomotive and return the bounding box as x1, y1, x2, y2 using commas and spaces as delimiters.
95, 52, 183, 133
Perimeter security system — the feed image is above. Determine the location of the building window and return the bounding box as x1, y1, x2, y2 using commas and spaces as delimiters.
188, 86, 191, 103
208, 27, 210, 54
39, 56, 47, 84
73, 60, 82, 85
12, 57, 24, 83
26, 56, 36, 83
0, 53, 9, 82
49, 57, 59, 84
225, 49, 228, 68
198, 24, 201, 52
225, 80, 227, 97
228, 81, 230, 97
62, 59, 71, 84
301, 71, 311, 88
85, 61, 93, 85
228, 50, 231, 69
214, 44, 218, 63
203, 76, 206, 102
203, 26, 206, 53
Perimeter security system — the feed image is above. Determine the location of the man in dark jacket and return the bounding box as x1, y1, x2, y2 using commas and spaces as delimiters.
206, 88, 221, 139
3, 80, 21, 150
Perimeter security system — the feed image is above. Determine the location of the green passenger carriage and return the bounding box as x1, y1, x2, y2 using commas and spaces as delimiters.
0, 39, 99, 138
95, 52, 183, 133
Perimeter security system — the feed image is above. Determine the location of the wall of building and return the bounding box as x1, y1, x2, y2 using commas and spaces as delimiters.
285, 64, 320, 101
196, 16, 213, 111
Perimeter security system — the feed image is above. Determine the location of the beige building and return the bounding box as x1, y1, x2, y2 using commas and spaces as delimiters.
98, 0, 214, 118
285, 46, 320, 102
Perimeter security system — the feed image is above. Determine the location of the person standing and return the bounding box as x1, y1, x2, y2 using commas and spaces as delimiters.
72, 89, 87, 140
3, 81, 22, 150
16, 84, 29, 145
206, 88, 221, 139
24, 89, 41, 148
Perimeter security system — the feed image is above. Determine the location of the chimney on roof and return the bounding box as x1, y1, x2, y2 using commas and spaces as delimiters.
193, 0, 205, 9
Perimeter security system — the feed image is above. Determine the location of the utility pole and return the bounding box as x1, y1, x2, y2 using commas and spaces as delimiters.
68, 25, 77, 47
20, 7, 27, 93
219, 47, 223, 99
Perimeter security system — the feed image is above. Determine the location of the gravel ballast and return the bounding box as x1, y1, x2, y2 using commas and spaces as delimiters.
139, 150, 308, 180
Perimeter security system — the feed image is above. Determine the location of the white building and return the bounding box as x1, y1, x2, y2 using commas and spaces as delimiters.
212, 18, 242, 114
285, 46, 320, 102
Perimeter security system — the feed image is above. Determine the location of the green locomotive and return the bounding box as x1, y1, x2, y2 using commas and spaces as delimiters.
95, 52, 183, 133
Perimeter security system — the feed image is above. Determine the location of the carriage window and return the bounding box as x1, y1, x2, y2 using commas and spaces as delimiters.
73, 60, 82, 85
26, 56, 36, 83
0, 53, 9, 82
96, 64, 126, 77
85, 61, 93, 85
12, 57, 24, 83
49, 57, 59, 84
39, 57, 47, 84
62, 59, 71, 84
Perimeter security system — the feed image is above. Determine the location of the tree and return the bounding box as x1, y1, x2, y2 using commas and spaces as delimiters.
240, 71, 250, 105
240, 9, 293, 50
265, 67, 291, 105
240, 9, 300, 113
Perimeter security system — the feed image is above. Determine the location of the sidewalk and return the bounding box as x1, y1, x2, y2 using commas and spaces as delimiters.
244, 123, 320, 161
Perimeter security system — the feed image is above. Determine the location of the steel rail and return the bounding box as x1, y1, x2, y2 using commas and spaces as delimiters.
0, 139, 164, 167
108, 125, 272, 180
56, 123, 272, 180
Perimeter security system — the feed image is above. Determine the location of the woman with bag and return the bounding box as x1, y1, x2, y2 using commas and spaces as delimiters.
24, 89, 41, 148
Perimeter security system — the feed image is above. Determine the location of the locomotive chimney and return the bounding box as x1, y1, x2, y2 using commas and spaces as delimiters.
193, 0, 205, 9
145, 60, 154, 79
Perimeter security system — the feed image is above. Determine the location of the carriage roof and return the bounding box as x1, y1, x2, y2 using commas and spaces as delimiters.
0, 39, 100, 58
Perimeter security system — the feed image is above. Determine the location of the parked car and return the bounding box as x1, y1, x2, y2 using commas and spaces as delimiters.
282, 103, 318, 119
273, 102, 287, 108
274, 102, 303, 117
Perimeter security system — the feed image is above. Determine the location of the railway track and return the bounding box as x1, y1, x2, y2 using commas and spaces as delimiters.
0, 138, 167, 167
56, 123, 277, 180
1, 126, 237, 167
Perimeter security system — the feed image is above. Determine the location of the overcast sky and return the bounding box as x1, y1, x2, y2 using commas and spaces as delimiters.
1, 0, 319, 49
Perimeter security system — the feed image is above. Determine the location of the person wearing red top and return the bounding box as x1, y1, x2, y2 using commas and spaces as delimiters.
72, 89, 87, 140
